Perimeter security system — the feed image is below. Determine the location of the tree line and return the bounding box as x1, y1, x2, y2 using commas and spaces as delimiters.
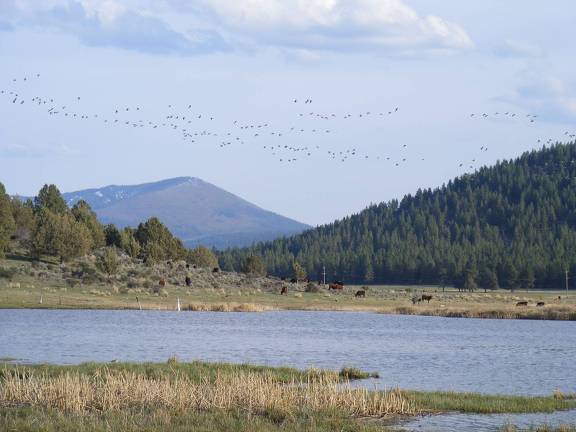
219, 143, 576, 290
0, 183, 219, 269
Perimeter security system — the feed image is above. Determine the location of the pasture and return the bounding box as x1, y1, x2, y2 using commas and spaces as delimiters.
0, 256, 575, 320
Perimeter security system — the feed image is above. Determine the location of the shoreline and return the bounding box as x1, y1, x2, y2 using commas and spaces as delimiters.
1, 360, 574, 432
1, 301, 575, 321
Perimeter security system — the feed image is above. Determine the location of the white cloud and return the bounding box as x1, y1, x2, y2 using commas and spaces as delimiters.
196, 0, 473, 53
2, 0, 472, 56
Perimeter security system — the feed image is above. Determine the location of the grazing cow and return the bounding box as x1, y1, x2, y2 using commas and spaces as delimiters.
412, 295, 421, 305
536, 301, 545, 307
516, 301, 528, 307
421, 294, 433, 303
355, 290, 366, 298
185, 276, 192, 287
280, 286, 288, 295
159, 278, 166, 288
186, 263, 190, 269
329, 283, 344, 291
212, 267, 220, 273
290, 278, 297, 284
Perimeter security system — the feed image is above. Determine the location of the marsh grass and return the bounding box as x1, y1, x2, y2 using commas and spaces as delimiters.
183, 302, 273, 312
0, 367, 413, 418
406, 390, 576, 414
392, 306, 576, 321
339, 367, 380, 380
502, 426, 576, 432
0, 406, 392, 432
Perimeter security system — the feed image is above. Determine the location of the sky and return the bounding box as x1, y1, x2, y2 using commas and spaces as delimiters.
1, 0, 575, 226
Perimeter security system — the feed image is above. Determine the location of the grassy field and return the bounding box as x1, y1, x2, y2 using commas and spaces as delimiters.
0, 361, 574, 432
1, 255, 575, 320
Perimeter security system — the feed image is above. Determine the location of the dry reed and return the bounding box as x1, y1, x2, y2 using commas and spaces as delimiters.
183, 303, 273, 312
0, 368, 414, 417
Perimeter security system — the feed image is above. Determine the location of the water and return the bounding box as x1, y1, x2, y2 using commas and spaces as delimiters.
1, 309, 575, 430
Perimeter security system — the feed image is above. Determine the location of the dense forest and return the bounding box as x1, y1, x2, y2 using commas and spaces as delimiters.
219, 143, 576, 290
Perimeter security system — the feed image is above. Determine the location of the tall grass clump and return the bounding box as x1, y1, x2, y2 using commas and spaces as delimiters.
0, 367, 414, 417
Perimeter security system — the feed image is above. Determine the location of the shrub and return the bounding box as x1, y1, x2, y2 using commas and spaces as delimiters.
305, 282, 321, 293
0, 267, 16, 280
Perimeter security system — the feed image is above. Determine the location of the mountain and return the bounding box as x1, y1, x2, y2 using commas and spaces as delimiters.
220, 143, 576, 290
59, 177, 310, 249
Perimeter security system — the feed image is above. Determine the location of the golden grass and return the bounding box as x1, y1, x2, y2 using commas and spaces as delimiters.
183, 302, 274, 312
390, 305, 576, 321
0, 368, 414, 417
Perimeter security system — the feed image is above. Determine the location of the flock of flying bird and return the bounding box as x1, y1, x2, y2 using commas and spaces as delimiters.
1, 73, 575, 171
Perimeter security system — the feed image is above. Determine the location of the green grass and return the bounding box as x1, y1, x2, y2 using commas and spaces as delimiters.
501, 426, 576, 432
339, 366, 380, 380
0, 360, 342, 384
406, 390, 576, 414
0, 407, 394, 432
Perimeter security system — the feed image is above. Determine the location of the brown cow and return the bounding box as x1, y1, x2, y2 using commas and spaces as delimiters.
280, 286, 288, 295
516, 301, 528, 307
329, 282, 344, 290
421, 294, 433, 303
159, 278, 166, 288
355, 290, 366, 298
536, 301, 545, 307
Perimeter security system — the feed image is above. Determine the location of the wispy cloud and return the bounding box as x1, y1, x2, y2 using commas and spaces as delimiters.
1, 0, 230, 56
493, 40, 544, 59
504, 75, 576, 123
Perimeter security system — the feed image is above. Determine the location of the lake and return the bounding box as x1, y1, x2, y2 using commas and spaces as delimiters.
1, 309, 575, 431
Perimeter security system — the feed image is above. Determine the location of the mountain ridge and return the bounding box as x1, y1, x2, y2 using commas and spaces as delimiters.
20, 177, 311, 250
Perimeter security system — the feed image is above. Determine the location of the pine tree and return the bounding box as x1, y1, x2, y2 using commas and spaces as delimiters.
0, 183, 15, 257
34, 184, 67, 214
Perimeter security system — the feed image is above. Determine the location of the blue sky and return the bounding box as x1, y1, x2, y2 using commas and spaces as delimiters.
1, 0, 575, 226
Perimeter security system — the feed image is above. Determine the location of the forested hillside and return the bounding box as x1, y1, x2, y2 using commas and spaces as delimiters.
219, 143, 576, 290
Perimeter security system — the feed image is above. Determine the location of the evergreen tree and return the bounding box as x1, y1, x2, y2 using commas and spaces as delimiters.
292, 261, 307, 281
0, 183, 15, 257
34, 184, 67, 214
243, 255, 266, 276
135, 217, 185, 261
10, 198, 35, 241
96, 247, 119, 279
120, 228, 140, 258
31, 209, 92, 262
104, 224, 122, 248
71, 200, 105, 249
187, 246, 218, 269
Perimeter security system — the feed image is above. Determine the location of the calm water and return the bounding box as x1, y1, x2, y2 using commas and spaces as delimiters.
1, 310, 575, 431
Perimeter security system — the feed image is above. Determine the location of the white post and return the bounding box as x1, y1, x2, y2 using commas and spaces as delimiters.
39, 295, 43, 305
177, 297, 181, 312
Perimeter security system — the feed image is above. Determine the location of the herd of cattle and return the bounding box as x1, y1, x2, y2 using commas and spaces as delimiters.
158, 268, 556, 307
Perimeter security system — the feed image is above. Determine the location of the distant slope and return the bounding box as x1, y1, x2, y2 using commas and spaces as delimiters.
220, 143, 576, 289
61, 177, 310, 249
